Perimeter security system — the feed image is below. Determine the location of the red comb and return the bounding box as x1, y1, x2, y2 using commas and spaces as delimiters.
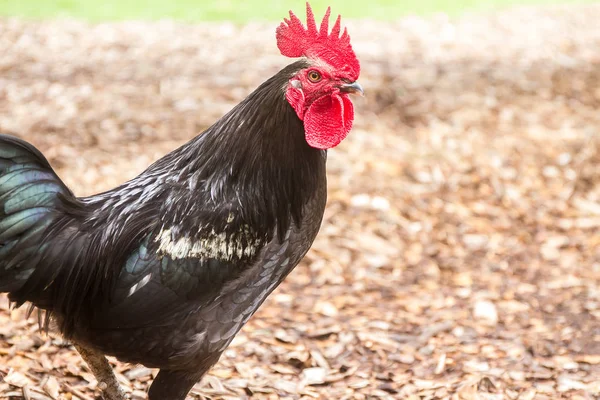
276, 2, 360, 81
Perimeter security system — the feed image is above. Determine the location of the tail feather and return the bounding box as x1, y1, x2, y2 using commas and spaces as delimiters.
0, 134, 74, 295
0, 134, 152, 336
0, 207, 51, 241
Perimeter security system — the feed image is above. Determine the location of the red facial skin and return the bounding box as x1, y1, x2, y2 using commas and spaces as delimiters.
285, 64, 355, 150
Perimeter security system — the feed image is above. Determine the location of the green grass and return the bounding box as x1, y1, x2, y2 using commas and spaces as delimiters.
0, 0, 596, 22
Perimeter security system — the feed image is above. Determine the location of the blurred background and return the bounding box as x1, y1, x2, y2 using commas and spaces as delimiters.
1, 0, 596, 21
1, 0, 599, 399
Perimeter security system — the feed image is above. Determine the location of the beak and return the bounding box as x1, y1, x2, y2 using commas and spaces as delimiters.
339, 81, 364, 96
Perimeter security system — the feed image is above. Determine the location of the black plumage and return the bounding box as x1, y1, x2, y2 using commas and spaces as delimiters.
0, 60, 330, 399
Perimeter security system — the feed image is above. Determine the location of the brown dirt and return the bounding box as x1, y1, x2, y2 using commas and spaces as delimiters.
0, 4, 599, 400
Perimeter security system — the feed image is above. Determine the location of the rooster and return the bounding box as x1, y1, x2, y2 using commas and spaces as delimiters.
0, 3, 362, 399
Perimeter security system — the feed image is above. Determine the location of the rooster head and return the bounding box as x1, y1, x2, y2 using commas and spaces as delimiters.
276, 2, 362, 150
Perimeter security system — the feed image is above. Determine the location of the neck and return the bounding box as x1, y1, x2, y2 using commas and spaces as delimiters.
145, 60, 326, 237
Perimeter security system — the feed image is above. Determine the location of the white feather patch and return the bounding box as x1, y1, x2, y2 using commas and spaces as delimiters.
155, 227, 259, 261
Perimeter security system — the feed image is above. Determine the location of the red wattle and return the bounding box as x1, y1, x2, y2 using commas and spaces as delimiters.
304, 94, 354, 149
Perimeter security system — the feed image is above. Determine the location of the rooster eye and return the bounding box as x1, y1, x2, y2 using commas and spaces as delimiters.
307, 70, 322, 82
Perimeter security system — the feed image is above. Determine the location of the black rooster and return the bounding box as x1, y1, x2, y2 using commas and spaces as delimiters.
0, 3, 362, 399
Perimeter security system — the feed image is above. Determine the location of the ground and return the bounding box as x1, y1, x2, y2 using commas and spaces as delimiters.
0, 4, 599, 400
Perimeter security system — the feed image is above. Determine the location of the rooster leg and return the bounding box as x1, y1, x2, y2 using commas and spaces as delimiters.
73, 343, 127, 400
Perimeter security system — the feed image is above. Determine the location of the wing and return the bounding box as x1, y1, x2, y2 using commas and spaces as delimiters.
91, 225, 269, 330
